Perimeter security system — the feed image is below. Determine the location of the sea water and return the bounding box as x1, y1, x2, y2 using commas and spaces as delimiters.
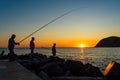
1, 47, 120, 72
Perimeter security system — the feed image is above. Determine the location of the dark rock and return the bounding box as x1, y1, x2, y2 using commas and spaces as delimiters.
80, 63, 104, 77
40, 62, 64, 77
16, 53, 104, 78
37, 56, 65, 69
64, 70, 73, 76
0, 55, 8, 60
38, 71, 51, 80
64, 59, 84, 76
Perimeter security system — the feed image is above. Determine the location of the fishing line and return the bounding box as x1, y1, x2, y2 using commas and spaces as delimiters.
18, 7, 86, 55
19, 9, 77, 43
40, 47, 62, 54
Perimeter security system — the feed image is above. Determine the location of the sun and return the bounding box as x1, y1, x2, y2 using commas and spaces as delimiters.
79, 44, 85, 48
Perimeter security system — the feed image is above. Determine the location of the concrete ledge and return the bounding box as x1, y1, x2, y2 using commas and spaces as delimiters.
0, 60, 42, 80
52, 76, 106, 80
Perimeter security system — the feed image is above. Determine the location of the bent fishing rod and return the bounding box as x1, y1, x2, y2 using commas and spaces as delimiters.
19, 8, 80, 43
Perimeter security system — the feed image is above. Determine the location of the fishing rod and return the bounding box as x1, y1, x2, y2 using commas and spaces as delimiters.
19, 9, 77, 43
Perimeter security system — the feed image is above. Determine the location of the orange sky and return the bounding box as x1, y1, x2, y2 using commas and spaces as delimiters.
0, 37, 98, 48
26, 37, 98, 48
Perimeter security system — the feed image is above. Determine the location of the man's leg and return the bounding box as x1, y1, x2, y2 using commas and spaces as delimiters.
9, 49, 15, 61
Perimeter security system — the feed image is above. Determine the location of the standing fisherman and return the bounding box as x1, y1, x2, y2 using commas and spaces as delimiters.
8, 34, 19, 62
52, 43, 56, 56
29, 37, 35, 53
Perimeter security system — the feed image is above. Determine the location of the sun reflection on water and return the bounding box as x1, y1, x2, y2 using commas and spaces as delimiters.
79, 47, 86, 64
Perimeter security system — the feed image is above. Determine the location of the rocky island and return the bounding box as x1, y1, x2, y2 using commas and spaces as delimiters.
95, 36, 120, 47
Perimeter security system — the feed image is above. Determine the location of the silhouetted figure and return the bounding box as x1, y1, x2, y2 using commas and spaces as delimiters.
30, 37, 35, 54
52, 43, 56, 56
0, 50, 5, 56
8, 34, 19, 61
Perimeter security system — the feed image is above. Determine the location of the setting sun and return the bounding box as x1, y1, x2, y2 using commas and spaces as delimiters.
79, 44, 85, 48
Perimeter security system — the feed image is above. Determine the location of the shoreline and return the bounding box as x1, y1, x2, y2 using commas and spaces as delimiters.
0, 53, 105, 80
1, 53, 120, 79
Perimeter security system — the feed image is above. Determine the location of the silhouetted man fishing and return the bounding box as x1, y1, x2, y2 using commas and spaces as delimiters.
52, 43, 56, 56
29, 37, 35, 53
8, 34, 19, 62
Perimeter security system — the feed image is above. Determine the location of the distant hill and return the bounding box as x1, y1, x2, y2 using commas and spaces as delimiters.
95, 36, 120, 47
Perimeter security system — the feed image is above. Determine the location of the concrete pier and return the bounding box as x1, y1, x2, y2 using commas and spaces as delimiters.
0, 60, 42, 80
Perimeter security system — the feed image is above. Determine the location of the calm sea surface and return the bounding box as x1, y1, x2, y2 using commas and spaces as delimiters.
1, 47, 120, 72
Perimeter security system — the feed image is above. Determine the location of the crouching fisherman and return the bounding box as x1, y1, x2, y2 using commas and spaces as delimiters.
8, 34, 20, 62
